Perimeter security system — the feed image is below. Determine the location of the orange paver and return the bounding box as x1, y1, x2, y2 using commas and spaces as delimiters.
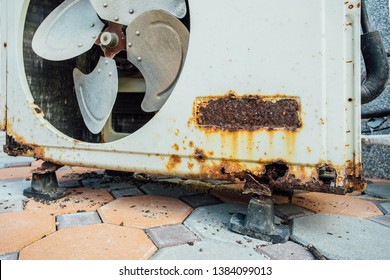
19, 224, 157, 260
0, 166, 33, 181
211, 187, 252, 205
24, 188, 114, 215
0, 211, 55, 254
98, 195, 192, 229
292, 192, 383, 218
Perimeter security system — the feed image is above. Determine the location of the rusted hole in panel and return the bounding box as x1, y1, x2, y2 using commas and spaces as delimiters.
265, 163, 289, 180
318, 165, 337, 185
196, 93, 301, 132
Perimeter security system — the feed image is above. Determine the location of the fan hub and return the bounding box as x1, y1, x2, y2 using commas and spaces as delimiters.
100, 32, 118, 48
95, 22, 126, 58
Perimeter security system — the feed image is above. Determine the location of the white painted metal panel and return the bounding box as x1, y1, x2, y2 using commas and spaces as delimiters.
4, 0, 363, 193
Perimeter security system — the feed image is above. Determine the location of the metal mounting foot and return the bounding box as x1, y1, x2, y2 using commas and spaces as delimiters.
23, 162, 65, 201
229, 195, 290, 243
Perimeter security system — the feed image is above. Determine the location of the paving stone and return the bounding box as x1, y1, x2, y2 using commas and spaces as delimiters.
0, 156, 35, 168
0, 180, 30, 200
272, 195, 290, 205
140, 182, 203, 198
0, 211, 55, 254
82, 177, 139, 190
180, 194, 222, 208
368, 215, 390, 228
274, 203, 314, 220
150, 240, 267, 260
184, 204, 270, 248
291, 214, 390, 260
0, 166, 33, 181
0, 199, 24, 214
146, 224, 199, 248
0, 252, 18, 260
24, 188, 114, 215
56, 211, 102, 230
98, 195, 192, 229
58, 180, 81, 188
19, 224, 157, 260
292, 192, 382, 218
365, 184, 390, 199
210, 188, 252, 205
111, 188, 144, 199
256, 241, 315, 260
378, 202, 390, 215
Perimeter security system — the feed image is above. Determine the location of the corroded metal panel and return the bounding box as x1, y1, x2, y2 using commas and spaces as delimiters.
4, 0, 364, 194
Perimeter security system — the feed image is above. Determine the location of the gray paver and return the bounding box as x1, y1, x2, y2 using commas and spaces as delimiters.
365, 184, 390, 199
0, 180, 30, 200
0, 199, 24, 214
274, 203, 314, 220
140, 182, 203, 198
180, 194, 222, 208
378, 202, 390, 215
0, 157, 35, 168
146, 224, 199, 248
150, 240, 267, 260
368, 215, 390, 228
82, 178, 138, 191
56, 211, 102, 230
184, 204, 270, 248
0, 252, 18, 260
256, 241, 315, 260
291, 214, 390, 260
111, 188, 144, 198
58, 180, 81, 188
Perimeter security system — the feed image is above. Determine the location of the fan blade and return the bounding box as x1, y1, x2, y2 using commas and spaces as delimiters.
90, 0, 187, 26
32, 0, 104, 61
73, 57, 118, 134
126, 10, 189, 112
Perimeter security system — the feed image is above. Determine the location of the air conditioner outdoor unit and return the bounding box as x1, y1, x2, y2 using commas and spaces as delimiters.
0, 0, 364, 202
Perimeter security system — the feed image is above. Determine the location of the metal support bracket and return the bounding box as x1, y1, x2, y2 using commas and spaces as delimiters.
229, 195, 290, 244
23, 162, 66, 200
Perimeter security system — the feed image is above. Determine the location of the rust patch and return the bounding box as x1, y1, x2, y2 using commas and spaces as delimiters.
3, 135, 34, 157
166, 155, 181, 170
172, 144, 180, 152
195, 92, 302, 132
194, 148, 207, 163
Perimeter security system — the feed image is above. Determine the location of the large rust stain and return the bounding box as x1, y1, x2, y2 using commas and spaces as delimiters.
195, 91, 302, 132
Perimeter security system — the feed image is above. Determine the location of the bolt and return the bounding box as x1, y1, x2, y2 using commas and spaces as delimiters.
128, 42, 132, 47
103, 3, 108, 8
129, 9, 134, 14
114, 16, 119, 21
137, 56, 142, 61
98, 69, 101, 73
105, 60, 109, 65
90, 23, 95, 27
136, 30, 140, 36
78, 43, 83, 47
109, 72, 112, 77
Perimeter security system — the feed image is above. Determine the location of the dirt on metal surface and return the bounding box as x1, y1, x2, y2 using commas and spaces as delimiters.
195, 92, 302, 132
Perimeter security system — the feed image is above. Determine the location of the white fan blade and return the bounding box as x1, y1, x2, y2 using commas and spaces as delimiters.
73, 57, 118, 134
90, 0, 187, 26
32, 0, 104, 61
